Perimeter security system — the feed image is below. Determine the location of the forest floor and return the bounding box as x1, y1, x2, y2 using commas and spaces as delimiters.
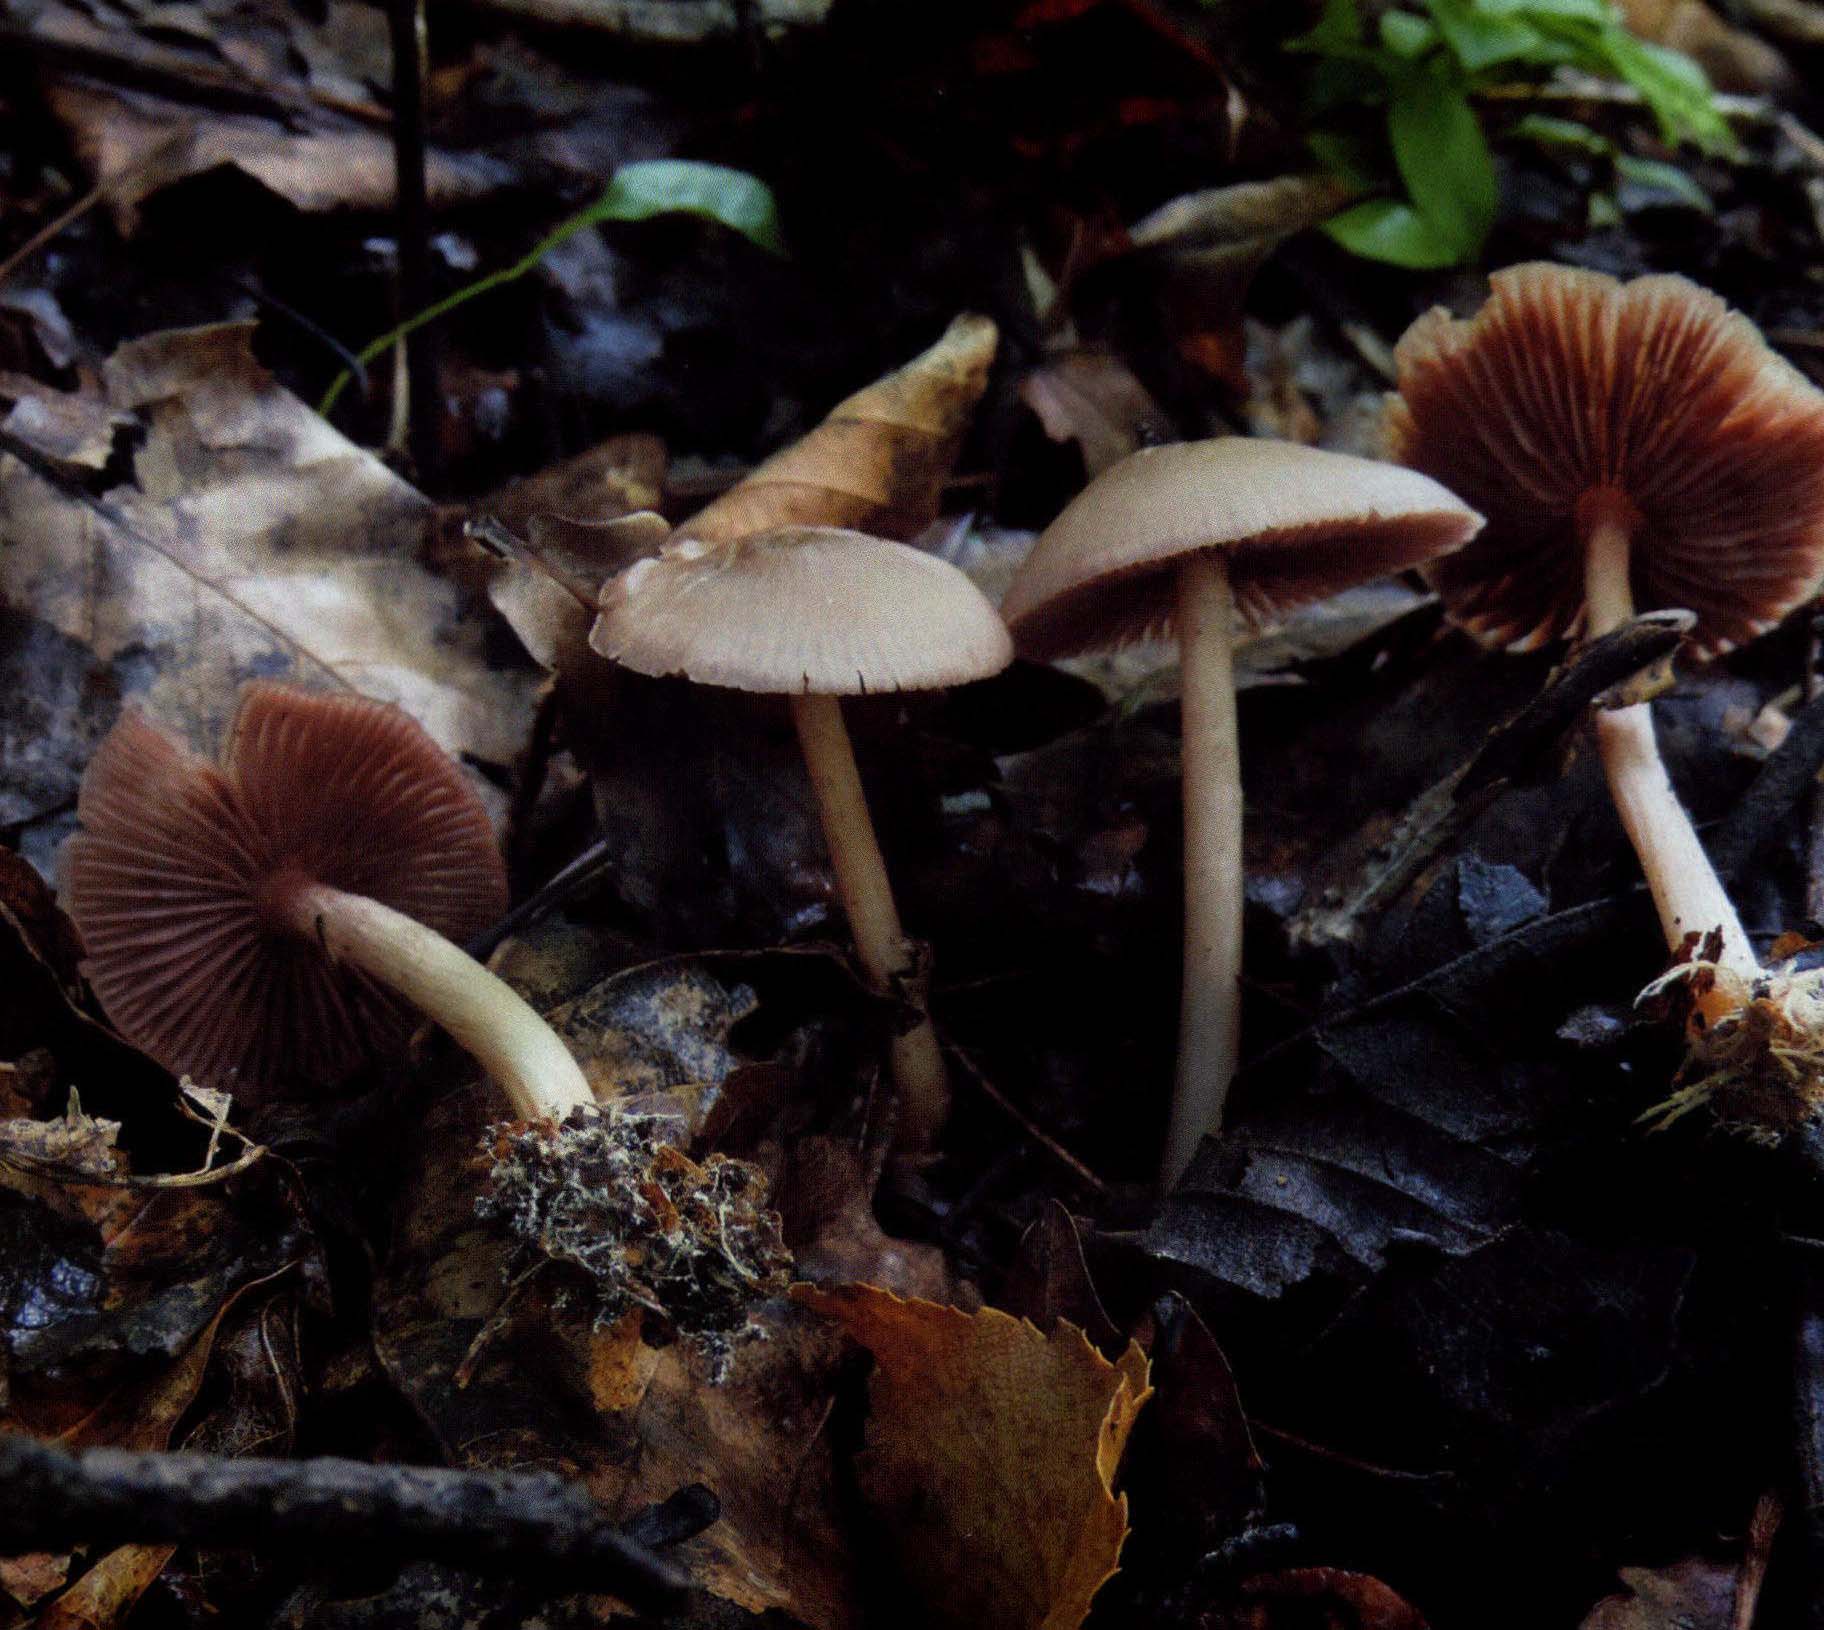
6, 2, 1824, 1627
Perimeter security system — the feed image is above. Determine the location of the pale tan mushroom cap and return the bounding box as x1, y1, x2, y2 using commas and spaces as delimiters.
1000, 438, 1483, 659
589, 525, 1014, 695
1391, 262, 1824, 656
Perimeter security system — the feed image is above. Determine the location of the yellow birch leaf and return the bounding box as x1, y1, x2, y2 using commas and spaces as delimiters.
793, 1282, 1151, 1630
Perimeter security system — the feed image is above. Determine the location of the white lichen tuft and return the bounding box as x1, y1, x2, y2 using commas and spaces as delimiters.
1638, 952, 1824, 1139
476, 1105, 792, 1379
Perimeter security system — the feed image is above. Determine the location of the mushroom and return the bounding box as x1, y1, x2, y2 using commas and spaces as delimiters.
64, 683, 595, 1122
1388, 263, 1824, 1009
1001, 438, 1483, 1184
590, 524, 1013, 1165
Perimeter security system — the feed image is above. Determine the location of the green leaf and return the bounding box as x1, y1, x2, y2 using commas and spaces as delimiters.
576, 159, 789, 257
1425, 0, 1545, 70
1380, 10, 1438, 57
1308, 129, 1382, 188
1613, 153, 1714, 212
319, 160, 786, 417
1587, 189, 1622, 227
1286, 0, 1366, 52
1510, 113, 1612, 153
1387, 60, 1498, 258
1322, 197, 1466, 267
1580, 23, 1735, 152
1504, 0, 1609, 18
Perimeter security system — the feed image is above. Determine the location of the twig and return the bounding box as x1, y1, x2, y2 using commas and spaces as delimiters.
1292, 610, 1692, 946
0, 1434, 698, 1615
386, 0, 438, 479
232, 276, 370, 401
467, 835, 619, 962
1734, 1490, 1781, 1630
0, 127, 193, 290
948, 1045, 1112, 1197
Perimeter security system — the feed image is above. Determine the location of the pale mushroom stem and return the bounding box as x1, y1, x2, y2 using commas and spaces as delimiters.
1580, 490, 1759, 984
788, 692, 950, 1160
1163, 550, 1245, 1187
278, 882, 597, 1122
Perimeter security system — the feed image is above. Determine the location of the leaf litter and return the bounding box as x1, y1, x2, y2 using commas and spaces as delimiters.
6, 5, 1824, 1628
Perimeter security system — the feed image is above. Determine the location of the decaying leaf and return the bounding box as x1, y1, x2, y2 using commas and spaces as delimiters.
1, 370, 130, 470
472, 0, 833, 44
1018, 350, 1173, 478
776, 1134, 956, 1302
676, 312, 998, 544
0, 322, 535, 843
376, 1081, 858, 1629
1240, 1568, 1430, 1629
1579, 1558, 1736, 1629
793, 1283, 1151, 1630
480, 431, 669, 545
20, 0, 514, 235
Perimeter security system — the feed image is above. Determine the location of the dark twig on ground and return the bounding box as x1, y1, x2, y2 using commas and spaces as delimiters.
1294, 610, 1693, 945
0, 1433, 702, 1615
386, 0, 438, 481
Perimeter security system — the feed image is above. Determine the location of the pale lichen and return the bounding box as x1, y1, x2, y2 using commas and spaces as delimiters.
1638, 950, 1824, 1139
476, 1105, 791, 1378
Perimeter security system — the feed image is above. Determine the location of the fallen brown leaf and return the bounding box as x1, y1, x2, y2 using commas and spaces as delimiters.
1579, 1558, 1737, 1629
0, 322, 535, 841
792, 1282, 1151, 1630
775, 1134, 956, 1301
376, 1079, 858, 1629
1240, 1568, 1430, 1629
1019, 350, 1173, 478
676, 312, 998, 545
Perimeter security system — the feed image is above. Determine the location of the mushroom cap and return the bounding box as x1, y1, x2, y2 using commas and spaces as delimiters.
1390, 262, 1824, 656
999, 438, 1482, 660
63, 684, 506, 1100
589, 525, 1014, 695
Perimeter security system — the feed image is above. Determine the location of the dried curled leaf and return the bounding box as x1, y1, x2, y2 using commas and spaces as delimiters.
793, 1283, 1150, 1630
678, 313, 998, 544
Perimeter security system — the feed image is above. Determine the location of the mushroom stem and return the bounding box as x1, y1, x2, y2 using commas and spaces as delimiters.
1164, 550, 1245, 1187
788, 691, 950, 1159
1580, 493, 1758, 983
280, 882, 596, 1122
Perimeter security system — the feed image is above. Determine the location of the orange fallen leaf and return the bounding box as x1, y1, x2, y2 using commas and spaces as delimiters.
793, 1282, 1150, 1630
677, 313, 998, 545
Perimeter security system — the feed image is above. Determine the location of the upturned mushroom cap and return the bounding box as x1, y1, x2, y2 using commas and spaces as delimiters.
64, 684, 506, 1098
1000, 438, 1483, 660
1390, 262, 1824, 656
589, 525, 1014, 694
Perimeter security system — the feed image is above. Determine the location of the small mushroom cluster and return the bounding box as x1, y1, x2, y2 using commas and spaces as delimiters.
1387, 262, 1824, 1129
57, 269, 1824, 1211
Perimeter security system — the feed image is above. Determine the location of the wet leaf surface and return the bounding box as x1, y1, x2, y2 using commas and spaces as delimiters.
793, 1283, 1151, 1630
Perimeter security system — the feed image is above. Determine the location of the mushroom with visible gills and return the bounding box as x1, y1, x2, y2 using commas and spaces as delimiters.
1001, 438, 1483, 1185
1389, 263, 1824, 1018
64, 684, 595, 1123
591, 524, 1013, 1167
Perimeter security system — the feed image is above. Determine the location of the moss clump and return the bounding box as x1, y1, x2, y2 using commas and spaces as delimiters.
477, 1105, 791, 1375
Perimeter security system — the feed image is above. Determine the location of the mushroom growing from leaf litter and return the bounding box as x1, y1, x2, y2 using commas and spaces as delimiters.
1389, 262, 1824, 1125
1001, 437, 1483, 1184
590, 523, 1013, 1166
64, 684, 595, 1123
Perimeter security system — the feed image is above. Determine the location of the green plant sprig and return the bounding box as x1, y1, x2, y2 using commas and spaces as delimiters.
1289, 0, 1732, 268
318, 159, 787, 419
